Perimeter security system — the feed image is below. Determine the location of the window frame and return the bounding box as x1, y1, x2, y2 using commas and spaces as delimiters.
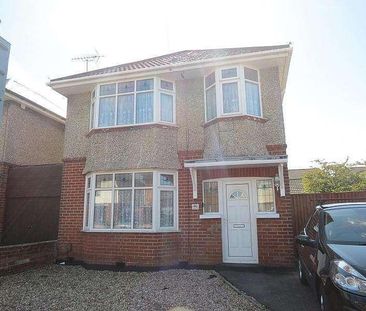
202, 180, 221, 216
83, 170, 178, 232
255, 179, 277, 215
203, 72, 217, 122
200, 177, 278, 219
203, 65, 263, 122
91, 77, 176, 129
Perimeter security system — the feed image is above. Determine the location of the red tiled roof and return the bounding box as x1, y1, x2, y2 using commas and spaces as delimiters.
51, 44, 290, 82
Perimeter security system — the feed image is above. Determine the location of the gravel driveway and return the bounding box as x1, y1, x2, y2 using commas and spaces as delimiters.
0, 265, 264, 311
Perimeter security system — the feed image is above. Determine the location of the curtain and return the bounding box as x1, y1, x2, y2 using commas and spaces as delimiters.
160, 93, 173, 122
117, 95, 134, 125
114, 190, 132, 229
160, 190, 174, 227
205, 87, 216, 121
133, 189, 153, 229
222, 82, 239, 113
98, 97, 115, 127
245, 81, 261, 116
94, 190, 112, 228
136, 92, 153, 123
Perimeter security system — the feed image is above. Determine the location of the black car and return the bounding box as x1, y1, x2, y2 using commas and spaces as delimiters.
296, 203, 366, 311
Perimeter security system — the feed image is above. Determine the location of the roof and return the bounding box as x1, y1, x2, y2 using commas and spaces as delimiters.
5, 79, 66, 123
51, 44, 291, 83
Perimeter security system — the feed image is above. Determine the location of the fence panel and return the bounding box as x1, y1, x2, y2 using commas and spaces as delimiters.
292, 191, 366, 236
1, 164, 62, 245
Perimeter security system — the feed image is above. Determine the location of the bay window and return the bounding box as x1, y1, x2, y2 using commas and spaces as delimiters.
91, 78, 175, 129
204, 72, 217, 121
83, 171, 178, 232
204, 66, 262, 122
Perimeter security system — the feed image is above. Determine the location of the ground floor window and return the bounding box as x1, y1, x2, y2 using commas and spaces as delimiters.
84, 170, 177, 232
202, 178, 277, 217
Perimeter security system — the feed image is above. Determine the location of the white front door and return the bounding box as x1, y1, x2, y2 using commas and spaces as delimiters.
223, 183, 258, 263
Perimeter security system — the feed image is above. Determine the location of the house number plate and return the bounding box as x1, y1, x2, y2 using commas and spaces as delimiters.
233, 224, 245, 228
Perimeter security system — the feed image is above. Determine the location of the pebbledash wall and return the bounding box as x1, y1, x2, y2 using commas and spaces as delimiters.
57, 66, 294, 267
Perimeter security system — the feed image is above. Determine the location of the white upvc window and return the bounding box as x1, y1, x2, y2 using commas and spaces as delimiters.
202, 181, 219, 214
256, 179, 276, 213
83, 170, 178, 232
204, 72, 217, 121
203, 65, 262, 122
90, 77, 176, 129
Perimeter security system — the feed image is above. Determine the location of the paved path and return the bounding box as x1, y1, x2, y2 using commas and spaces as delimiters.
218, 267, 320, 311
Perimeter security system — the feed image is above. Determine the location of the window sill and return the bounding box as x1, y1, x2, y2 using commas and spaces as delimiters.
86, 122, 178, 137
82, 229, 180, 233
199, 214, 222, 219
256, 213, 280, 219
203, 114, 268, 128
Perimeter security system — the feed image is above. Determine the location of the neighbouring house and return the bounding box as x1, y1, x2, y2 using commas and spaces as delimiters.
0, 78, 66, 241
289, 166, 366, 194
50, 44, 294, 267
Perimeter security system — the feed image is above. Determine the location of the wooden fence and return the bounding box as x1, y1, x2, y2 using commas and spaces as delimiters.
1, 164, 62, 245
292, 191, 366, 236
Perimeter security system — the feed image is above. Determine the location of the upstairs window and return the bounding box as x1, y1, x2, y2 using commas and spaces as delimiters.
204, 66, 262, 122
204, 72, 217, 121
91, 78, 175, 128
221, 68, 239, 114
244, 67, 261, 117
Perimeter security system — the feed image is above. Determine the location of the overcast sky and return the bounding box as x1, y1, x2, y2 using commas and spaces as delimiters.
1, 0, 365, 169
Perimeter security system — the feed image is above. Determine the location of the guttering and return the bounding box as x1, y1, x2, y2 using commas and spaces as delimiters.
184, 158, 288, 169
49, 47, 292, 89
4, 90, 66, 124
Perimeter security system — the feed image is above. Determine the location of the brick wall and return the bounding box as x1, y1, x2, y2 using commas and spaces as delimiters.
59, 150, 294, 267
57, 158, 86, 260
0, 162, 9, 242
178, 150, 222, 265
0, 240, 56, 275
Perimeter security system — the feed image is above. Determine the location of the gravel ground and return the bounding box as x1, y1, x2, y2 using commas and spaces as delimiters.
0, 265, 264, 311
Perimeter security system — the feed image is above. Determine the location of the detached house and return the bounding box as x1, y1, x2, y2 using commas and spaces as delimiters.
50, 44, 294, 267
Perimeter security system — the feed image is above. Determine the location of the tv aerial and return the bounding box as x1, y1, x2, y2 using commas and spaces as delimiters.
72, 49, 104, 71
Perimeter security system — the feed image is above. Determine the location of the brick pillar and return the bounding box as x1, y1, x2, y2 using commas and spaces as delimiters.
0, 162, 9, 242
57, 158, 86, 260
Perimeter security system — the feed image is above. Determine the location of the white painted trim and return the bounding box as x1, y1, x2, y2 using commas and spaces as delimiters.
278, 163, 286, 197
189, 168, 198, 199
50, 48, 292, 88
199, 213, 221, 219
185, 158, 287, 169
256, 212, 280, 219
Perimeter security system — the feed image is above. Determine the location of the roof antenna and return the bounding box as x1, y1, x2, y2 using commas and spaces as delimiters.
72, 49, 104, 72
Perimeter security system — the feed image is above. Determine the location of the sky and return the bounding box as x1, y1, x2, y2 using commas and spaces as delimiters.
0, 0, 365, 169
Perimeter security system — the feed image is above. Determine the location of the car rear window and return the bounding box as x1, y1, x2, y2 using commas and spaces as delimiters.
324, 206, 366, 245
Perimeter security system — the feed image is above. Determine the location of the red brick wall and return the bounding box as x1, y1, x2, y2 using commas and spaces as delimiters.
57, 158, 86, 259
0, 240, 56, 275
0, 162, 9, 241
80, 233, 179, 266
178, 150, 222, 265
59, 150, 294, 267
